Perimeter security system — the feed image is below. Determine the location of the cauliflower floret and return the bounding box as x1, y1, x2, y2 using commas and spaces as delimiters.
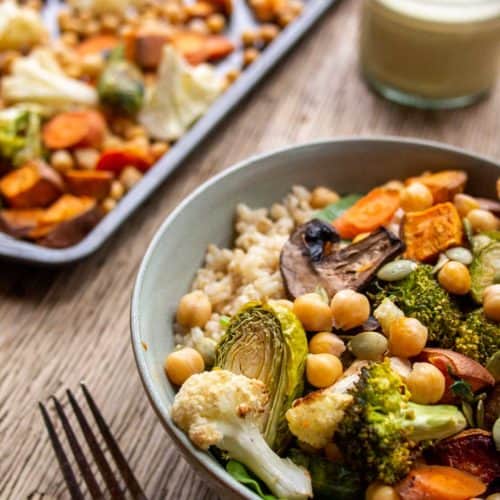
172, 370, 312, 499
286, 390, 353, 449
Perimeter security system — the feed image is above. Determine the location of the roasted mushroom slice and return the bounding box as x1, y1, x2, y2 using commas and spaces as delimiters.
430, 429, 500, 485
280, 221, 404, 300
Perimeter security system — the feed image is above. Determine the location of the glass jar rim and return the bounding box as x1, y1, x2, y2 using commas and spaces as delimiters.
374, 0, 500, 23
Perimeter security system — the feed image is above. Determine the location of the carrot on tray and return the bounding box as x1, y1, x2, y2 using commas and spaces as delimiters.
76, 35, 120, 57
42, 110, 106, 150
95, 148, 153, 173
396, 465, 486, 500
332, 187, 400, 239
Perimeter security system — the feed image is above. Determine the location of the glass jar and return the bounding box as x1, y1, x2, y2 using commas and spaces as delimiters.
360, 0, 500, 109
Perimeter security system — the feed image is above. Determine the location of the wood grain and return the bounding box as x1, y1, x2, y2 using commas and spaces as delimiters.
1, 0, 500, 497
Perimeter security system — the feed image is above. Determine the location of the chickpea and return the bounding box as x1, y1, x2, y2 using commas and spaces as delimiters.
119, 166, 143, 191
466, 209, 499, 233
176, 290, 212, 328
110, 180, 125, 201
151, 141, 169, 160
164, 347, 205, 386
293, 293, 332, 331
438, 261, 471, 295
243, 47, 259, 67
453, 193, 480, 217
388, 317, 428, 357
309, 332, 345, 357
306, 353, 343, 388
400, 182, 433, 212
102, 197, 117, 213
259, 23, 279, 43
74, 148, 99, 170
124, 125, 147, 140
383, 180, 405, 192
225, 68, 241, 85
330, 290, 370, 331
365, 482, 400, 500
310, 186, 340, 209
101, 12, 120, 31
188, 18, 210, 35
206, 13, 226, 33
241, 29, 259, 46
483, 285, 500, 322
486, 495, 500, 500
50, 150, 74, 172
64, 64, 82, 79
61, 31, 79, 47
81, 53, 104, 77
406, 362, 445, 404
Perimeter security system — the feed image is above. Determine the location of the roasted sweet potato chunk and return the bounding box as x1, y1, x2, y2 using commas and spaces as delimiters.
64, 170, 113, 200
29, 195, 103, 248
0, 161, 64, 209
403, 202, 463, 262
430, 429, 500, 485
123, 27, 171, 69
0, 209, 44, 238
416, 348, 495, 403
171, 31, 234, 65
406, 170, 467, 203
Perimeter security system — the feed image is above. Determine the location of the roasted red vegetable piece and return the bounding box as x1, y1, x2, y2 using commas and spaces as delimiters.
430, 429, 500, 485
95, 148, 153, 173
415, 348, 495, 403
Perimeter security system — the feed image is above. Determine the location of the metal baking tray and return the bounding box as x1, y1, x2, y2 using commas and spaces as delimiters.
0, 0, 338, 265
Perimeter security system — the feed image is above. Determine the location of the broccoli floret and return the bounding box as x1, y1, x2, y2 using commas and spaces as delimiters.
335, 361, 466, 485
371, 265, 462, 348
455, 308, 500, 364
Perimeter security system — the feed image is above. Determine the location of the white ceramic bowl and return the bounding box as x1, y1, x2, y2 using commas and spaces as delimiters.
131, 138, 499, 499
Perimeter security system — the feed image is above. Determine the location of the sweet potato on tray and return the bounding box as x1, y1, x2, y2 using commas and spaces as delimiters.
406, 170, 467, 204
0, 209, 44, 238
403, 202, 463, 262
64, 170, 113, 200
30, 195, 103, 248
416, 348, 495, 403
95, 147, 153, 173
171, 31, 234, 65
0, 160, 64, 209
42, 110, 106, 150
123, 27, 171, 69
396, 465, 486, 500
430, 429, 500, 485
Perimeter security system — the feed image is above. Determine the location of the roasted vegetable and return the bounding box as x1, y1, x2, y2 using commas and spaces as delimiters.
0, 208, 43, 238
0, 160, 63, 209
485, 383, 500, 429
171, 370, 312, 499
98, 47, 144, 115
64, 170, 113, 200
225, 461, 277, 500
215, 302, 308, 454
416, 348, 495, 403
334, 361, 467, 485
314, 194, 362, 223
403, 202, 463, 262
281, 223, 404, 299
288, 449, 363, 500
430, 429, 500, 484
171, 31, 235, 65
455, 309, 500, 365
76, 35, 120, 57
30, 194, 103, 248
371, 265, 462, 348
332, 187, 400, 239
0, 106, 43, 166
95, 147, 153, 173
470, 240, 500, 303
123, 26, 170, 69
139, 45, 222, 141
405, 170, 467, 204
42, 110, 106, 149
2, 49, 97, 108
395, 465, 486, 500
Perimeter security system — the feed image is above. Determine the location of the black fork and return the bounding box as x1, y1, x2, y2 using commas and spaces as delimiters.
39, 383, 147, 500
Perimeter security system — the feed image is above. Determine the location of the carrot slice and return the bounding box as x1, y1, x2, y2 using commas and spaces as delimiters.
95, 148, 153, 173
396, 465, 486, 500
171, 31, 234, 65
76, 35, 120, 57
42, 110, 106, 149
333, 188, 400, 239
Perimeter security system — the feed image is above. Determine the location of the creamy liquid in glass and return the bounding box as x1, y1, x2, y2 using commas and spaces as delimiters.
360, 0, 500, 108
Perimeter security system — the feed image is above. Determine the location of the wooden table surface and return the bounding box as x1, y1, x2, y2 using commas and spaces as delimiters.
2, 0, 500, 498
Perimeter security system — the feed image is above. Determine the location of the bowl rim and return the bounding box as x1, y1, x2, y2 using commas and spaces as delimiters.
130, 136, 499, 499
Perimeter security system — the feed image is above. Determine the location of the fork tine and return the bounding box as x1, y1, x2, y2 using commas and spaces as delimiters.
66, 389, 125, 499
39, 402, 85, 500
81, 382, 148, 500
51, 396, 104, 500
